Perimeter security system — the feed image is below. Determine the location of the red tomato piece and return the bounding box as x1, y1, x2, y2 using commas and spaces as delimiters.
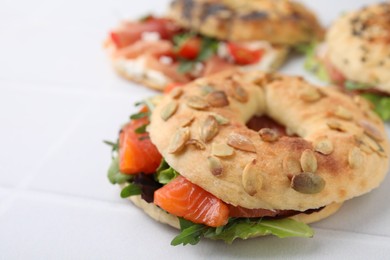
227, 43, 264, 65
176, 37, 201, 60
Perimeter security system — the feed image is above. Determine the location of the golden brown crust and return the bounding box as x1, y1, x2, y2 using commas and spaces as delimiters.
148, 70, 389, 211
326, 3, 390, 93
168, 0, 323, 45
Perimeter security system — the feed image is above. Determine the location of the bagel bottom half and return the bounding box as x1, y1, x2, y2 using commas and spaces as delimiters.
127, 194, 343, 231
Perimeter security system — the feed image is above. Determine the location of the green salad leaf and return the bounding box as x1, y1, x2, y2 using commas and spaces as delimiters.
171, 219, 207, 246
130, 111, 150, 120
197, 36, 219, 61
156, 159, 179, 184
171, 217, 314, 246
362, 93, 390, 121
120, 183, 142, 198
295, 42, 329, 82
344, 81, 370, 91
107, 156, 133, 184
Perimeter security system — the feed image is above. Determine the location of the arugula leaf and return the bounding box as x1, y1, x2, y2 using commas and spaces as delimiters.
103, 139, 119, 154
107, 156, 133, 184
120, 183, 142, 198
156, 159, 179, 184
135, 124, 147, 134
344, 81, 370, 91
171, 218, 207, 246
197, 36, 219, 61
362, 93, 390, 121
204, 218, 313, 244
171, 217, 314, 246
130, 111, 150, 120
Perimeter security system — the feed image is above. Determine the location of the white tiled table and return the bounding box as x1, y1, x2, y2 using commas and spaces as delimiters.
1, 0, 389, 259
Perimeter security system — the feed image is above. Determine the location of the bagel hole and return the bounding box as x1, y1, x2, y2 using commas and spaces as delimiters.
246, 115, 293, 136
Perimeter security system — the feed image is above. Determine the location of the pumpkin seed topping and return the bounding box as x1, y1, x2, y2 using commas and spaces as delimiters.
227, 133, 256, 153
300, 149, 318, 173
168, 127, 190, 154
160, 101, 178, 121
200, 116, 219, 142
291, 172, 325, 194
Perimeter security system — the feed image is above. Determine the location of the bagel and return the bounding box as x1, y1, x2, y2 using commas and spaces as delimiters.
305, 3, 390, 121
108, 70, 389, 244
148, 70, 389, 211
325, 2, 390, 94
168, 0, 324, 45
105, 0, 322, 91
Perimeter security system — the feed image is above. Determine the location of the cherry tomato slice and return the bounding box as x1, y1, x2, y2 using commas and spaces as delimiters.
227, 43, 264, 65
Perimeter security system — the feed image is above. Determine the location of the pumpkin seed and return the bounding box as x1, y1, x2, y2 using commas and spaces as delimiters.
208, 156, 223, 176
160, 101, 178, 121
186, 96, 209, 110
242, 159, 262, 196
226, 82, 248, 103
291, 173, 325, 194
200, 116, 219, 142
334, 106, 352, 120
169, 87, 183, 99
227, 133, 256, 153
168, 127, 190, 154
327, 119, 346, 132
185, 139, 206, 150
300, 88, 321, 102
314, 139, 334, 155
206, 91, 229, 107
359, 120, 383, 141
258, 128, 279, 142
211, 143, 234, 157
210, 113, 230, 125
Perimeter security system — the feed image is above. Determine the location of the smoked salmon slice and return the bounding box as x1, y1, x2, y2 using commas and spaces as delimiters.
119, 115, 162, 174
154, 176, 229, 227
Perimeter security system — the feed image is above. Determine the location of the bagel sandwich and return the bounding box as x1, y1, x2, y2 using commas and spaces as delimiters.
303, 2, 390, 121
105, 0, 323, 91
106, 70, 389, 245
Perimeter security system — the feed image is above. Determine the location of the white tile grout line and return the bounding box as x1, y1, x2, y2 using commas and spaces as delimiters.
0, 94, 103, 216
0, 185, 133, 213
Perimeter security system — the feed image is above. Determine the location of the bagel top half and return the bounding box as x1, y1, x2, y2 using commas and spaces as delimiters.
148, 70, 389, 211
168, 0, 323, 45
326, 2, 390, 94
